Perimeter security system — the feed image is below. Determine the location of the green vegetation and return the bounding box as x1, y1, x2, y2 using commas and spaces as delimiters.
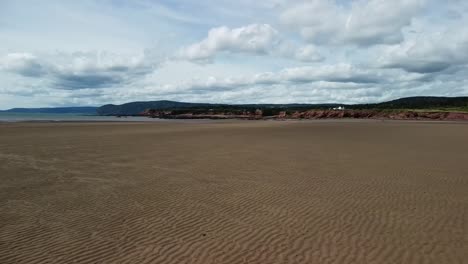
96, 96, 468, 116
349, 96, 468, 111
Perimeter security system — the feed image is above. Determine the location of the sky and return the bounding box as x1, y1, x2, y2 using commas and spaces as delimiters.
1, 0, 468, 109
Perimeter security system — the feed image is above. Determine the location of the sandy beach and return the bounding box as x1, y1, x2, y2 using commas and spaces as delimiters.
0, 120, 467, 264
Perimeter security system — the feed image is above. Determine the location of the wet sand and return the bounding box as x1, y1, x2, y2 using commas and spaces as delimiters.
0, 121, 467, 263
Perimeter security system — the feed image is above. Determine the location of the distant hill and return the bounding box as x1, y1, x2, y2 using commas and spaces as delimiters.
1, 107, 98, 114
96, 100, 338, 115
6, 96, 466, 116
352, 96, 468, 110
97, 101, 218, 115
96, 96, 468, 116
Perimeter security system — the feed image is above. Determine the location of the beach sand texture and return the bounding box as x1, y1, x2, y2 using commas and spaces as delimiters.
0, 121, 467, 263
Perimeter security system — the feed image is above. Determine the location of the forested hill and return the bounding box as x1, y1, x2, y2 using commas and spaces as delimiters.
96, 96, 468, 115
352, 96, 468, 110
4, 97, 467, 116
96, 100, 337, 115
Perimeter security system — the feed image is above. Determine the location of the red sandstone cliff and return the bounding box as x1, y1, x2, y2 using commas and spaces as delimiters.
140, 109, 468, 121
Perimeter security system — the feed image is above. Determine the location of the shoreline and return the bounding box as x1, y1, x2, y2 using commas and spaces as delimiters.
2, 118, 468, 126
2, 108, 468, 123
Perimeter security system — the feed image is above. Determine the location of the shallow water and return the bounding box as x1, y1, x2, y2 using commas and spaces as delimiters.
0, 113, 162, 122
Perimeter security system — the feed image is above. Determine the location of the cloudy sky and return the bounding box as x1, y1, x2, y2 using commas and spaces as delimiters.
1, 0, 468, 108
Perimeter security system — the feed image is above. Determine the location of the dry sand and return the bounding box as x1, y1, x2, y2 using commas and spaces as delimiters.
0, 120, 467, 263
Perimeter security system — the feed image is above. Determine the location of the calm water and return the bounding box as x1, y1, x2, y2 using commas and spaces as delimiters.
0, 113, 158, 122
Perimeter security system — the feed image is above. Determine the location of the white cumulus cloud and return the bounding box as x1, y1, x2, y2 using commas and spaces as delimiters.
379, 28, 468, 73
178, 24, 280, 62
281, 0, 426, 46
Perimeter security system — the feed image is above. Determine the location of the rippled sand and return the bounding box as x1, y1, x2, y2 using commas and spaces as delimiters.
0, 121, 467, 264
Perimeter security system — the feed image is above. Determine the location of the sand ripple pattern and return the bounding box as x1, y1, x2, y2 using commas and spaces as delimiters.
0, 121, 467, 263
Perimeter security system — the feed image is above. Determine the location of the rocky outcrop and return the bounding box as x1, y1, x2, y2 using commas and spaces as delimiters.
283, 110, 468, 121
139, 108, 468, 121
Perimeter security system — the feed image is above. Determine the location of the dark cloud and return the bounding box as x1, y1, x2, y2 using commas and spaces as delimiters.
2, 52, 155, 90
50, 63, 153, 90
51, 66, 152, 90
384, 61, 452, 74
322, 76, 381, 84
14, 61, 47, 77
52, 73, 124, 89
2, 53, 47, 77
279, 65, 385, 85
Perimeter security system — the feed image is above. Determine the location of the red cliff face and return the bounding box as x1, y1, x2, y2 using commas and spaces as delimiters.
140, 108, 468, 121
446, 112, 468, 120
282, 110, 468, 121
